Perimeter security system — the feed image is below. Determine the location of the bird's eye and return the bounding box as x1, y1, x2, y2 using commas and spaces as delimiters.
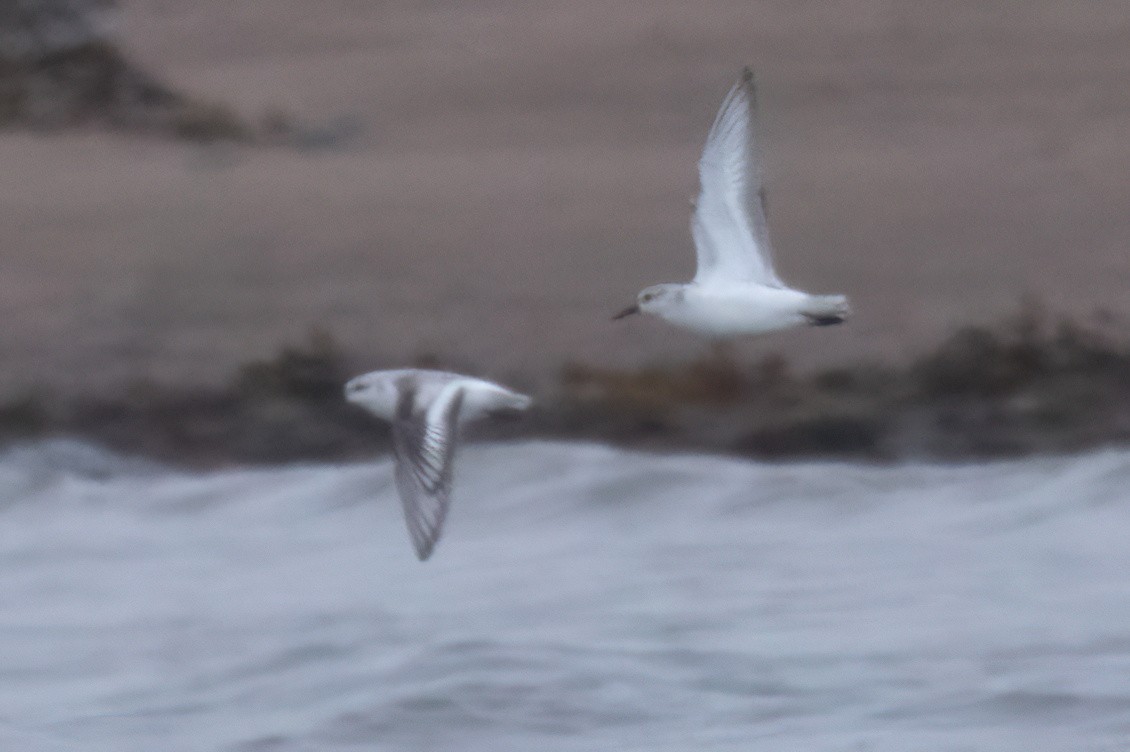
642, 293, 654, 302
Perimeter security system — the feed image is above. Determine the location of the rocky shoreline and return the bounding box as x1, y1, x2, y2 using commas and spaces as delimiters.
4, 306, 1130, 467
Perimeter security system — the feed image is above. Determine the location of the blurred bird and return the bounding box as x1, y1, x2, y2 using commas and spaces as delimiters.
614, 67, 850, 336
345, 369, 532, 560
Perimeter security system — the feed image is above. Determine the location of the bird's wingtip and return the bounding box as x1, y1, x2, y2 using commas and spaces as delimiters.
743, 66, 758, 89
738, 66, 758, 104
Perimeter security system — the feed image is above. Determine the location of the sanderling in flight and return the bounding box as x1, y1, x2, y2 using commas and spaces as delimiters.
345, 368, 532, 560
614, 67, 850, 336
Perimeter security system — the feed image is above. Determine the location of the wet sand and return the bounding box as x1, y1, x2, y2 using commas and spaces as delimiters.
3, 1, 1130, 396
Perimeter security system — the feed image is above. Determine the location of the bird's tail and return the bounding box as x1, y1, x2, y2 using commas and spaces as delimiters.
506, 391, 534, 411
802, 294, 851, 327
489, 389, 533, 416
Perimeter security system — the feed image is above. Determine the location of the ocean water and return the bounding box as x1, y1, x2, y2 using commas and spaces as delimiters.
1, 439, 1129, 751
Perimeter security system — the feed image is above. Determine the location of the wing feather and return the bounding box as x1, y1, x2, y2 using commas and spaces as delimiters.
391, 383, 465, 560
691, 68, 783, 287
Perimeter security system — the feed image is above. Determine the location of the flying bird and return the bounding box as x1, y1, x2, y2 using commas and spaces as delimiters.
614, 67, 850, 336
345, 369, 532, 560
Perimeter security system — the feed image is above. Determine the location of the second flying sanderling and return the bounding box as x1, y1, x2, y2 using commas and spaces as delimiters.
345, 368, 532, 560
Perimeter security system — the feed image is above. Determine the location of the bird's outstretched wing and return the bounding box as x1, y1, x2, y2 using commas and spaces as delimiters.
391, 382, 465, 560
691, 68, 784, 288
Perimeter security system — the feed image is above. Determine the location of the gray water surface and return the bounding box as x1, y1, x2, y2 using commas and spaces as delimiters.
1, 440, 1128, 751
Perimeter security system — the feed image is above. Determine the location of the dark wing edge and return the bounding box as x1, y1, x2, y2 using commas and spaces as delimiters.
391, 386, 465, 560
738, 68, 776, 269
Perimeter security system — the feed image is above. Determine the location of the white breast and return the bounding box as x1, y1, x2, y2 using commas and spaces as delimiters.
662, 285, 809, 336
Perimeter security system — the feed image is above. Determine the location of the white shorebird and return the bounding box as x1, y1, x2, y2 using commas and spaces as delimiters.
345, 369, 532, 560
614, 68, 850, 336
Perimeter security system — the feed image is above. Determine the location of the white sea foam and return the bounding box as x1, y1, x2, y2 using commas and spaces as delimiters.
1, 440, 1128, 751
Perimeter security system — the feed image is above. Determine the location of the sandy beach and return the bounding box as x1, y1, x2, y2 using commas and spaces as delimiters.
3, 0, 1130, 397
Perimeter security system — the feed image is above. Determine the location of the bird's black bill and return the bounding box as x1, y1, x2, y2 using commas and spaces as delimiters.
612, 304, 640, 320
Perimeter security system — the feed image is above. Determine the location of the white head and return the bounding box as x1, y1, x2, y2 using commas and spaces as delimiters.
612, 284, 685, 321
344, 371, 399, 420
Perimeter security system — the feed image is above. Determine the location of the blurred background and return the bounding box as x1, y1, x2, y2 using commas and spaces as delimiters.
3, 2, 1130, 751
4, 0, 1128, 392
3, 0, 1130, 462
